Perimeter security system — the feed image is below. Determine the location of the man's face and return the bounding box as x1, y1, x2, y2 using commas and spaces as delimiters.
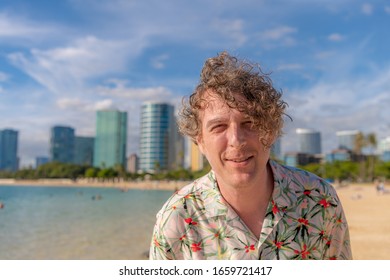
196, 92, 271, 190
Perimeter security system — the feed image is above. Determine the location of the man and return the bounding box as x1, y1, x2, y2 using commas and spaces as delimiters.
149, 51, 352, 260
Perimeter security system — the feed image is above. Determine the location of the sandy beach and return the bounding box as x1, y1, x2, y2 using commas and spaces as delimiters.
335, 183, 390, 260
0, 178, 191, 191
1, 178, 389, 260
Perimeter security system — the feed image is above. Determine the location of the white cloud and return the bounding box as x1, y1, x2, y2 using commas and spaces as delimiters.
211, 19, 247, 47
361, 3, 373, 15
0, 12, 55, 39
90, 99, 115, 111
96, 79, 174, 102
385, 6, 390, 14
328, 33, 344, 42
7, 36, 146, 96
56, 98, 86, 110
259, 26, 297, 48
150, 54, 170, 69
0, 71, 9, 82
262, 26, 297, 40
283, 65, 390, 153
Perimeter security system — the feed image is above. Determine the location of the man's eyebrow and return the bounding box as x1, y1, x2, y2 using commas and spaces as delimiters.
205, 118, 227, 129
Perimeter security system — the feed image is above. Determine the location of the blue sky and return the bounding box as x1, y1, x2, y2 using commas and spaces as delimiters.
1, 0, 389, 167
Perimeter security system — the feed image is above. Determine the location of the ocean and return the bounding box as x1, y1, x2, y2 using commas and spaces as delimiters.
0, 185, 172, 260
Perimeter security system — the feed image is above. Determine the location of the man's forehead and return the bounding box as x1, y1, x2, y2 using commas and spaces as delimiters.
199, 90, 247, 113
199, 94, 230, 115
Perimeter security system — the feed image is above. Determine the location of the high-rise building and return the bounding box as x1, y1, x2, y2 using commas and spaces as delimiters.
189, 140, 204, 172
127, 153, 139, 173
50, 126, 75, 163
74, 136, 94, 166
0, 129, 19, 171
174, 131, 186, 170
139, 102, 176, 172
271, 137, 282, 161
296, 128, 322, 154
35, 156, 49, 168
94, 110, 127, 168
378, 137, 390, 162
336, 130, 360, 151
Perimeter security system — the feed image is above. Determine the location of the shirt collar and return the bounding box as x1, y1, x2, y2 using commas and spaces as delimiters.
199, 170, 229, 219
268, 160, 298, 210
201, 160, 296, 219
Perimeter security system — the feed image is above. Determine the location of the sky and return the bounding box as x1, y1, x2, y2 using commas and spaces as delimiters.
0, 0, 389, 167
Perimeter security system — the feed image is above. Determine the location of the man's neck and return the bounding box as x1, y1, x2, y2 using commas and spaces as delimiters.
219, 163, 273, 205
217, 163, 274, 238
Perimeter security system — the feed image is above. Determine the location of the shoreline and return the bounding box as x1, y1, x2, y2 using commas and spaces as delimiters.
0, 178, 191, 191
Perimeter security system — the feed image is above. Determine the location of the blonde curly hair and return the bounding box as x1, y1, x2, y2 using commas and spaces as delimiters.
178, 51, 289, 148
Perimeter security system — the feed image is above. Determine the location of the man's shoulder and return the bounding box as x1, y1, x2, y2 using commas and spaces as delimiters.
156, 172, 214, 215
271, 160, 336, 192
270, 160, 340, 207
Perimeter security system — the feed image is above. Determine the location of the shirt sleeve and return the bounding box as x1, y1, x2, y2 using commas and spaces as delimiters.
149, 211, 174, 260
327, 197, 353, 260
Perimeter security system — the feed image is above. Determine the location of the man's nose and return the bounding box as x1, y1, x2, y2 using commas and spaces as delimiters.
227, 124, 246, 148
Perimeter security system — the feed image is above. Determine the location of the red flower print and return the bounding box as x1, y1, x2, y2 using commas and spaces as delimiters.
303, 190, 311, 195
180, 235, 186, 241
319, 198, 330, 208
184, 217, 198, 225
153, 238, 160, 247
245, 244, 255, 253
298, 218, 309, 226
191, 242, 202, 252
272, 201, 279, 214
294, 244, 310, 259
274, 241, 284, 249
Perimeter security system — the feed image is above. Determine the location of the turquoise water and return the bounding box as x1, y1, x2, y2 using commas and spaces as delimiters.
0, 185, 172, 260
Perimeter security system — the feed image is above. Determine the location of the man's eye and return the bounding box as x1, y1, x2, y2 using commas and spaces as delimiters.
243, 121, 254, 128
211, 124, 225, 132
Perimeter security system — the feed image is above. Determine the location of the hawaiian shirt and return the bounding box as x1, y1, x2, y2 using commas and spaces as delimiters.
149, 160, 352, 260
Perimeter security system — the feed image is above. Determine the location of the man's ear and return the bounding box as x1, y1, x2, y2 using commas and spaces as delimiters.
196, 135, 205, 155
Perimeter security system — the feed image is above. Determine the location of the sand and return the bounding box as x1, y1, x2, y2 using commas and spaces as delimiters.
335, 183, 390, 260
1, 178, 389, 259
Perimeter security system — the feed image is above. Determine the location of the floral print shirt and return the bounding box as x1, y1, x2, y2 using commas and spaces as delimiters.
149, 160, 352, 260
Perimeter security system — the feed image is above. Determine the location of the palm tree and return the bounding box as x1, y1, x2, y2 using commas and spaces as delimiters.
354, 132, 366, 181
366, 133, 377, 181
353, 132, 378, 182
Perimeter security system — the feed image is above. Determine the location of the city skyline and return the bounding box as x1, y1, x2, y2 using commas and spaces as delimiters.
0, 1, 389, 167
2, 111, 388, 170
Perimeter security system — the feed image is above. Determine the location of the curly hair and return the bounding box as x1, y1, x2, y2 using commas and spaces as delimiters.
178, 51, 289, 147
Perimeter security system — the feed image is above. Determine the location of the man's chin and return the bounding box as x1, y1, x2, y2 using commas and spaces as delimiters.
222, 173, 255, 189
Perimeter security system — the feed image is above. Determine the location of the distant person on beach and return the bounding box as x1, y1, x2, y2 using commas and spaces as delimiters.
149, 51, 352, 260
375, 179, 385, 195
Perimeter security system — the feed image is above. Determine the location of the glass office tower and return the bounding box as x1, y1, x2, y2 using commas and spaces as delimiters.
93, 110, 127, 168
336, 130, 360, 151
296, 128, 322, 154
139, 102, 176, 172
50, 126, 75, 163
74, 136, 94, 166
0, 129, 19, 171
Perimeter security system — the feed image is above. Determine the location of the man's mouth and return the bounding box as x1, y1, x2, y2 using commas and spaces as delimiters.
226, 156, 253, 163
